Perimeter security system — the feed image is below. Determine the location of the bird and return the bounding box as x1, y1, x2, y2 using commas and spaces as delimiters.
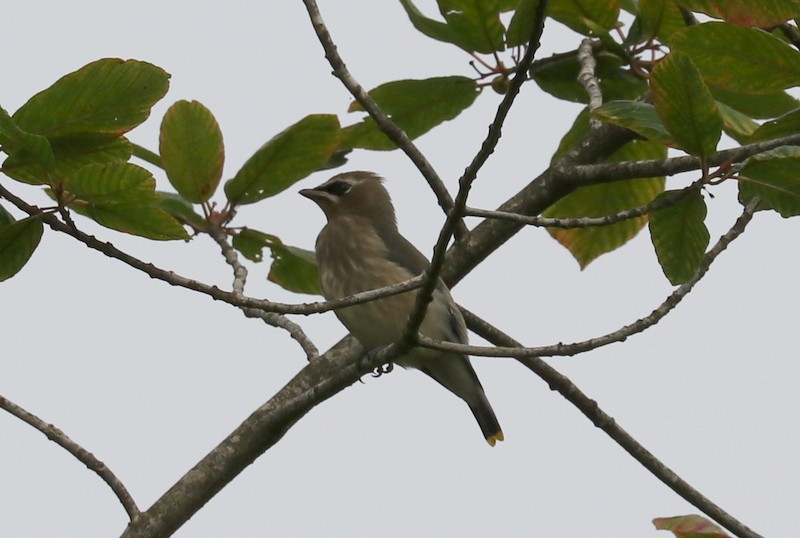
300, 171, 503, 446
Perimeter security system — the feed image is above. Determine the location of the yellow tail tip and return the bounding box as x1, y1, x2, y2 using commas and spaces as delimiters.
486, 431, 505, 446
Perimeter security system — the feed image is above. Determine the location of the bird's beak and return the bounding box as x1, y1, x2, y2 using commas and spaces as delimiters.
299, 188, 321, 201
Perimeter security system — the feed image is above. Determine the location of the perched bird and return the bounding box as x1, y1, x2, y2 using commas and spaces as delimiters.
300, 171, 503, 446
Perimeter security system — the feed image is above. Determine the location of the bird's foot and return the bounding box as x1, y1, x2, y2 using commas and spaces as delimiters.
371, 362, 394, 377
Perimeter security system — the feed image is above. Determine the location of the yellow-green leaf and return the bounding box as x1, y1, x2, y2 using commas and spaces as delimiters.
739, 146, 800, 217
716, 101, 759, 143
0, 216, 44, 282
0, 105, 54, 171
64, 162, 158, 205
649, 191, 709, 285
83, 202, 189, 241
2, 135, 133, 186
225, 114, 340, 205
675, 0, 800, 27
13, 58, 169, 138
544, 140, 667, 267
671, 23, 800, 94
547, 0, 621, 36
710, 87, 800, 119
159, 100, 224, 203
650, 51, 721, 158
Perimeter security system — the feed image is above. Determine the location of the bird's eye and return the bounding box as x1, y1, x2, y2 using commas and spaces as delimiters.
319, 180, 352, 196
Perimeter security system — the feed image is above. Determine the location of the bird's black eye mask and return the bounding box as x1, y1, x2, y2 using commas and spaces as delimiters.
318, 180, 352, 196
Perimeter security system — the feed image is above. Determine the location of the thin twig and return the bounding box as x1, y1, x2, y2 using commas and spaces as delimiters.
421, 199, 759, 358
464, 183, 696, 228
300, 0, 467, 239
208, 224, 319, 360
457, 309, 764, 538
401, 0, 549, 345
577, 38, 602, 127
0, 180, 426, 316
208, 224, 248, 295
0, 394, 140, 520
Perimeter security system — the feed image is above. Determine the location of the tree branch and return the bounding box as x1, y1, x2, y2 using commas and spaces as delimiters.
208, 224, 320, 360
0, 393, 140, 520
423, 199, 759, 358
457, 309, 764, 538
577, 38, 602, 127
300, 0, 467, 238
402, 0, 549, 345
555, 133, 800, 186
0, 180, 426, 317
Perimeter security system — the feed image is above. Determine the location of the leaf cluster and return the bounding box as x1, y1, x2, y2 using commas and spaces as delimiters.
2, 0, 800, 291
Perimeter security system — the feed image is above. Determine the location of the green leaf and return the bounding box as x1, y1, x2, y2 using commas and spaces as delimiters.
649, 191, 709, 285
544, 140, 667, 267
62, 162, 189, 240
739, 146, 800, 217
159, 100, 225, 203
530, 51, 647, 103
341, 77, 480, 150
551, 108, 590, 164
710, 87, 800, 119
650, 51, 722, 158
506, 0, 543, 46
437, 0, 506, 53
399, 0, 468, 50
157, 192, 208, 232
232, 228, 321, 295
547, 0, 621, 36
225, 114, 340, 205
398, 0, 505, 53
748, 108, 800, 143
592, 101, 673, 145
269, 244, 321, 295
675, 0, 800, 27
0, 216, 44, 281
2, 135, 133, 186
0, 105, 55, 171
670, 23, 800, 94
13, 58, 169, 138
82, 202, 190, 240
633, 0, 667, 43
0, 204, 14, 229
64, 162, 157, 204
716, 101, 759, 143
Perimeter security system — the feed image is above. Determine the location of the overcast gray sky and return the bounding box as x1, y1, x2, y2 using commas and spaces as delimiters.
2, 2, 798, 537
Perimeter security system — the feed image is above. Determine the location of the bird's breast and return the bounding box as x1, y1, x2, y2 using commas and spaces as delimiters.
315, 217, 451, 349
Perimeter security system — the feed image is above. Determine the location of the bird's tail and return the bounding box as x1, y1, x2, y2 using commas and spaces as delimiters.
414, 352, 504, 446
468, 393, 504, 447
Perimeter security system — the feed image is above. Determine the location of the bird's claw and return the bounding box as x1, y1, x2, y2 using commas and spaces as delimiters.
371, 363, 394, 377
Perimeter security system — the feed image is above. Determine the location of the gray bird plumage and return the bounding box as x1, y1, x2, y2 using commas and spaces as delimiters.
300, 171, 503, 446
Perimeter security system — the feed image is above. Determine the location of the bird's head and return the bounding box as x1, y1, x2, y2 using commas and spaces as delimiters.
300, 171, 397, 228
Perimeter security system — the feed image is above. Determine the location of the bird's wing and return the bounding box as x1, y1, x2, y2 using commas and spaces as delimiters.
376, 225, 469, 346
